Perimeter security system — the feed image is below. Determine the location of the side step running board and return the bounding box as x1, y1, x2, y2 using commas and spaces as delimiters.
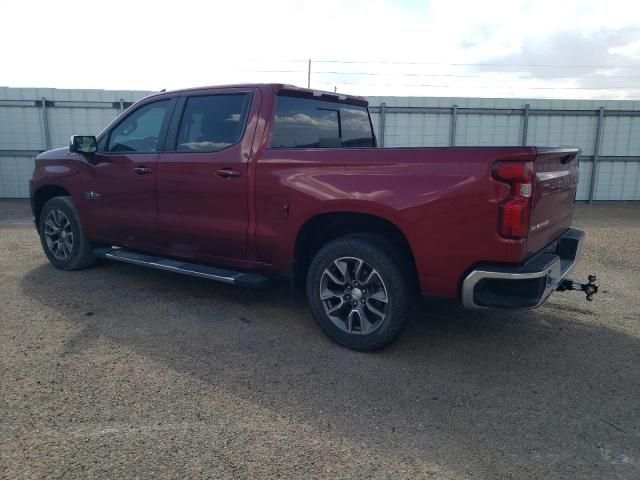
93, 248, 269, 288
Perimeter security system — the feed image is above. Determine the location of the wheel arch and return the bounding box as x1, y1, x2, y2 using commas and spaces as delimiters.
293, 211, 419, 290
32, 185, 71, 225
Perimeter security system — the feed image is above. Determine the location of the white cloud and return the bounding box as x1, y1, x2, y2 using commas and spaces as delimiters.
1, 0, 640, 99
274, 113, 336, 130
610, 41, 640, 60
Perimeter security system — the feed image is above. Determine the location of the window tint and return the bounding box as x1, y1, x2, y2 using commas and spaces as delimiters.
340, 105, 376, 147
107, 100, 172, 152
177, 93, 251, 152
271, 95, 374, 148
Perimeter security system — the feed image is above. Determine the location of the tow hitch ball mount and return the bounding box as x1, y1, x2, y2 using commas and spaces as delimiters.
557, 274, 598, 301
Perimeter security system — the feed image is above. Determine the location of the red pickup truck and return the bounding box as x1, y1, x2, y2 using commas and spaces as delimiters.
30, 84, 596, 350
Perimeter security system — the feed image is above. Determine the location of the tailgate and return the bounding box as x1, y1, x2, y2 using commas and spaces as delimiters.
526, 148, 580, 256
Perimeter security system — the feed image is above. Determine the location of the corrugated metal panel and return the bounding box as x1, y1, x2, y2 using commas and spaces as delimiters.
0, 87, 152, 198
456, 114, 521, 146
0, 156, 33, 198
2, 88, 640, 200
384, 113, 449, 147
593, 160, 640, 200
526, 115, 597, 154
368, 95, 640, 111
47, 107, 120, 148
0, 106, 44, 150
366, 95, 640, 201
0, 86, 152, 103
576, 161, 592, 201
600, 116, 640, 157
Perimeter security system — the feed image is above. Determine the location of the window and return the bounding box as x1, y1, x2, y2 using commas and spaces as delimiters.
271, 95, 374, 148
340, 105, 376, 147
176, 94, 251, 152
107, 99, 172, 152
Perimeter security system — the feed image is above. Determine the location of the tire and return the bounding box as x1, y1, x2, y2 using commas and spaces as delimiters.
38, 196, 96, 271
306, 233, 415, 351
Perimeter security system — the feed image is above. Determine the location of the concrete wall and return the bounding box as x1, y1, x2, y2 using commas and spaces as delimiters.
1, 87, 639, 200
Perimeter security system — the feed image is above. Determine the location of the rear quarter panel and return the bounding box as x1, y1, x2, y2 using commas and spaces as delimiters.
255, 147, 537, 298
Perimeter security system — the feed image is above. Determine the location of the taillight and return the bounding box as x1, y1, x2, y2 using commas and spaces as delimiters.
492, 161, 534, 239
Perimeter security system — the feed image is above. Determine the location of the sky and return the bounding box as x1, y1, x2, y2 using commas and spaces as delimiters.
2, 0, 640, 99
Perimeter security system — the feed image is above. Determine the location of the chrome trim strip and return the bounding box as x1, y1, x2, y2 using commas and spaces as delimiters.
536, 170, 570, 181
461, 234, 583, 310
103, 252, 237, 284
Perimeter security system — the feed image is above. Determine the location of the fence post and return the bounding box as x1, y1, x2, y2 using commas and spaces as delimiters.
379, 102, 386, 147
588, 107, 605, 204
521, 103, 530, 146
39, 97, 51, 150
449, 105, 458, 146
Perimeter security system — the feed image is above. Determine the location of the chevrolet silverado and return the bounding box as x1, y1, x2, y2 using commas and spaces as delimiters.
30, 84, 597, 350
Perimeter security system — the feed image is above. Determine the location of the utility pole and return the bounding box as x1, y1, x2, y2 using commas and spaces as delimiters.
307, 59, 311, 88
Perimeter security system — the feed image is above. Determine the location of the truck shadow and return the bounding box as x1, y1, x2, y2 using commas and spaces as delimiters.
19, 261, 640, 477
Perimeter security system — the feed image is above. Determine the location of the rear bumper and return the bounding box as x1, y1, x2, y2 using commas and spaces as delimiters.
461, 228, 584, 309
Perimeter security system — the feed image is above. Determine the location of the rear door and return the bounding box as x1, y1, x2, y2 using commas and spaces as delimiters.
155, 89, 258, 262
527, 148, 580, 255
86, 97, 176, 248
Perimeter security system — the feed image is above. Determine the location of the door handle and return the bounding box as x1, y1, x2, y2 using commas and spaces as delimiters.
216, 168, 242, 179
133, 166, 152, 175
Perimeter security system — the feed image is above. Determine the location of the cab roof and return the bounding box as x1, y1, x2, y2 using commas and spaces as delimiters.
147, 83, 369, 107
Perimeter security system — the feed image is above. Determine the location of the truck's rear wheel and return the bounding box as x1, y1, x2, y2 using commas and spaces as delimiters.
38, 196, 96, 270
306, 234, 413, 351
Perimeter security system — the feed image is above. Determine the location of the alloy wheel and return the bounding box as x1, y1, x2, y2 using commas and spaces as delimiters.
43, 209, 74, 261
319, 256, 389, 335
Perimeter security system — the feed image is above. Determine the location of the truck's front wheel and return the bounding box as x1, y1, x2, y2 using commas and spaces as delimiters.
306, 234, 413, 351
38, 196, 96, 271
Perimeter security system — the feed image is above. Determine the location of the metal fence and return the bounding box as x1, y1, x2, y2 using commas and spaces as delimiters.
367, 99, 640, 202
1, 87, 640, 201
0, 87, 152, 197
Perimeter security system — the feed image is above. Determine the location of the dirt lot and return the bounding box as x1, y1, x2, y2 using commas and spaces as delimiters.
1, 200, 639, 479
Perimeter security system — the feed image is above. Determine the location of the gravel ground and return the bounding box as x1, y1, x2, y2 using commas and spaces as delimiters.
1, 199, 639, 479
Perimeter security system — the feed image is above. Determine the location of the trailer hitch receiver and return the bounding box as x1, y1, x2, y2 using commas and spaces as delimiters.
557, 274, 598, 301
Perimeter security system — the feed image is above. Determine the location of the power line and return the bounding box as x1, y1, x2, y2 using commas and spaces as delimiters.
236, 58, 640, 69
228, 61, 640, 91
312, 70, 640, 80
233, 69, 640, 82
234, 69, 303, 74
232, 58, 640, 69
231, 70, 640, 90
313, 59, 640, 69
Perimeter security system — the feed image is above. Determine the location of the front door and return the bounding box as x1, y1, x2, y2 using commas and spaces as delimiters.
85, 97, 176, 249
155, 90, 258, 262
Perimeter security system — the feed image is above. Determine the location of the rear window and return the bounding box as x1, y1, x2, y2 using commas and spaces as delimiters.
271, 95, 374, 148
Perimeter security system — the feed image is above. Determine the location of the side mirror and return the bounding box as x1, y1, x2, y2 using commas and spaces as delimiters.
69, 135, 97, 154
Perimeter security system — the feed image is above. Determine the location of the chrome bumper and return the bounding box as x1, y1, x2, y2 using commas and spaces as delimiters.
461, 228, 585, 310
